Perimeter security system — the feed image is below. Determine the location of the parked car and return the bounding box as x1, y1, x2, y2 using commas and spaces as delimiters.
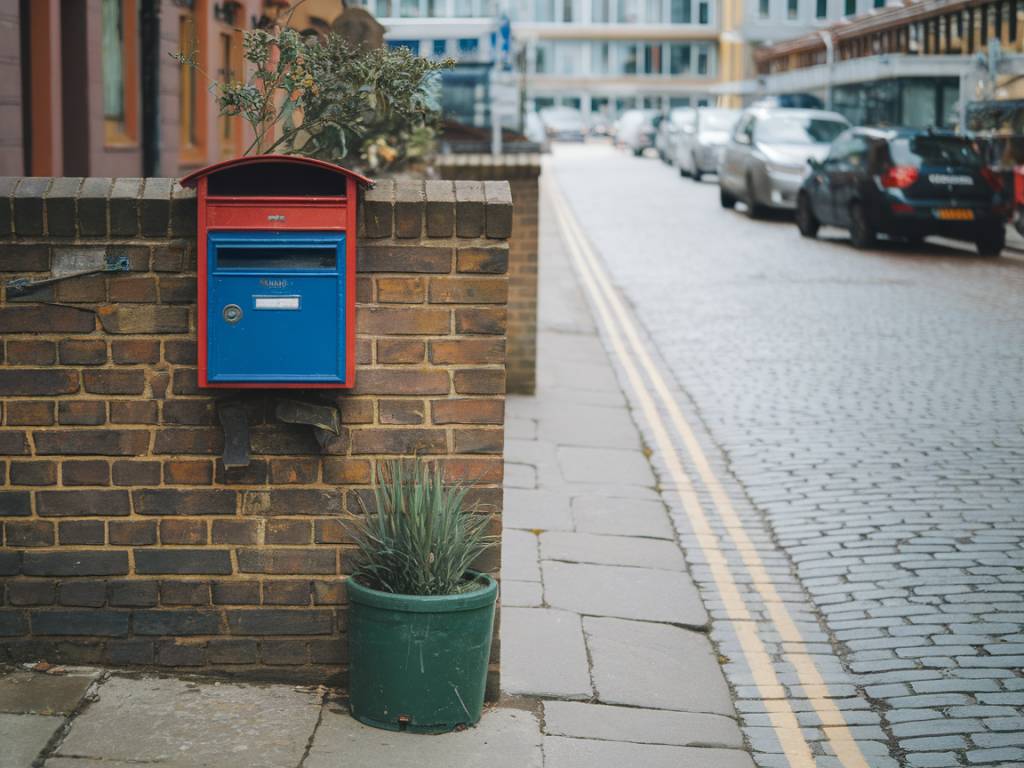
539, 107, 587, 142
719, 107, 850, 217
656, 107, 695, 163
675, 107, 741, 181
523, 111, 551, 151
616, 109, 660, 156
796, 127, 1010, 256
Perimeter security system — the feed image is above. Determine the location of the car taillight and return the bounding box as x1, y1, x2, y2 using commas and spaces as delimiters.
980, 167, 1004, 193
880, 165, 919, 189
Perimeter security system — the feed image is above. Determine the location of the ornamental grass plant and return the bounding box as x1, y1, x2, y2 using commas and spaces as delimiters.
350, 459, 495, 596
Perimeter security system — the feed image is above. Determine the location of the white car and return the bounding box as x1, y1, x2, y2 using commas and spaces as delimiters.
616, 109, 659, 156
538, 107, 587, 142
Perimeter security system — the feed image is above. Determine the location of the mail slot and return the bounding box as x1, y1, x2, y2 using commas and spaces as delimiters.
180, 155, 372, 388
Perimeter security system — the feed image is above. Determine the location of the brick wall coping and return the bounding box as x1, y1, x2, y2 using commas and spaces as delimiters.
434, 155, 542, 179
0, 177, 513, 243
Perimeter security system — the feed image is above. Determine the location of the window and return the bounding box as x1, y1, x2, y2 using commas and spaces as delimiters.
217, 31, 242, 159
458, 37, 480, 55
696, 45, 708, 74
535, 0, 555, 20
593, 0, 611, 21
400, 0, 422, 16
669, 43, 691, 73
643, 43, 662, 74
845, 0, 855, 15
816, 0, 827, 17
564, 0, 576, 21
671, 0, 691, 22
759, 0, 770, 18
618, 0, 640, 22
372, 0, 392, 15
433, 39, 447, 56
788, 0, 798, 19
873, 0, 884, 6
102, 0, 138, 145
645, 0, 662, 22
179, 11, 204, 161
698, 1, 709, 23
428, 0, 446, 16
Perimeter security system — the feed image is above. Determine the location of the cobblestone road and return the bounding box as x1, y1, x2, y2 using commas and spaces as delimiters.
549, 143, 1024, 768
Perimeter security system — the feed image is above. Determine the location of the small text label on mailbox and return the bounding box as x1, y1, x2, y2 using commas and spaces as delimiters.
254, 295, 301, 310
267, 214, 287, 222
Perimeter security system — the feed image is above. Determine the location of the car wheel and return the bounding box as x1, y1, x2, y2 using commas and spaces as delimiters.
796, 193, 819, 238
720, 187, 736, 209
975, 227, 1005, 257
633, 147, 643, 157
848, 202, 876, 249
692, 155, 702, 182
745, 176, 764, 219
679, 166, 689, 178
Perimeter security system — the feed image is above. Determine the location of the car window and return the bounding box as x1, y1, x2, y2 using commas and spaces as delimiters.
890, 136, 983, 168
700, 110, 739, 132
754, 116, 848, 145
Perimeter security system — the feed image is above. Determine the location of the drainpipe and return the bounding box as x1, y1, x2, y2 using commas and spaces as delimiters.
140, 0, 161, 176
819, 30, 834, 111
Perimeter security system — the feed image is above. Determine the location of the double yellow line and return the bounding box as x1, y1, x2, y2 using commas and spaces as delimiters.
548, 176, 872, 768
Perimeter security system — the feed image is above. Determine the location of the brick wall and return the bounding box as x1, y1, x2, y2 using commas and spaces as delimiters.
0, 176, 509, 695
436, 155, 539, 395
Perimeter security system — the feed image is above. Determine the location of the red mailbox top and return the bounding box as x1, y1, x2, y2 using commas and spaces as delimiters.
181, 154, 373, 233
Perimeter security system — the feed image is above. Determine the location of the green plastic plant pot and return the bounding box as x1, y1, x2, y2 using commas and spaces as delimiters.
347, 572, 498, 734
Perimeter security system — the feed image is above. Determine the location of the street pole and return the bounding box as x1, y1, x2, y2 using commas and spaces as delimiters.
818, 31, 834, 111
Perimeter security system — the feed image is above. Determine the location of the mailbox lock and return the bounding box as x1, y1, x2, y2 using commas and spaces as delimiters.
222, 304, 243, 324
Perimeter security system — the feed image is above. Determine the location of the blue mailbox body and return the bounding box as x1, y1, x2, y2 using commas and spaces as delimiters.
180, 156, 372, 389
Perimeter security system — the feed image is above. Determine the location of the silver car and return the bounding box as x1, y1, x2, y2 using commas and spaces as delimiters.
719, 107, 849, 216
656, 107, 695, 164
675, 107, 741, 181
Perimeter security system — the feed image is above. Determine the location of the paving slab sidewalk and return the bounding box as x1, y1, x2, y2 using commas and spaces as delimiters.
498, 182, 754, 767
0, 180, 750, 768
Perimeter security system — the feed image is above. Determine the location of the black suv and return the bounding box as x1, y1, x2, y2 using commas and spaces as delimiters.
796, 128, 1010, 256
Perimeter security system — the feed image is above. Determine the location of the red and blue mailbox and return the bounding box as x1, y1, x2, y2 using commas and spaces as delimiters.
181, 155, 372, 389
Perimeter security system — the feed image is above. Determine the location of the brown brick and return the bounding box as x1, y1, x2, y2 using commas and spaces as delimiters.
312, 580, 346, 605
454, 369, 506, 395
7, 580, 56, 605
58, 580, 106, 607
267, 459, 319, 485
322, 458, 372, 485
83, 369, 146, 395
134, 549, 232, 575
440, 460, 503, 483
108, 276, 157, 303
424, 179, 455, 237
356, 276, 372, 303
454, 428, 504, 454
161, 400, 215, 425
35, 429, 149, 456
0, 243, 49, 271
134, 489, 236, 516
111, 339, 161, 364
108, 520, 157, 546
97, 305, 189, 334
112, 460, 161, 486
207, 638, 257, 663
153, 427, 222, 455
37, 490, 131, 517
313, 518, 349, 544
10, 460, 57, 486
457, 247, 509, 274
160, 519, 208, 545
212, 580, 260, 605
0, 432, 30, 456
0, 490, 32, 516
430, 339, 505, 365
250, 425, 323, 456
260, 638, 309, 665
150, 370, 171, 398
357, 244, 452, 273
356, 307, 449, 335
58, 401, 106, 426
380, 399, 425, 425
62, 460, 111, 486
110, 400, 159, 424
240, 489, 342, 517
214, 460, 268, 485
351, 428, 447, 455
23, 551, 128, 577
163, 460, 214, 485
6, 401, 55, 426
6, 340, 56, 365
432, 399, 504, 425
0, 305, 95, 334
58, 520, 105, 545
263, 580, 311, 605
454, 307, 506, 335
211, 519, 260, 545
163, 339, 197, 365
152, 243, 185, 272
376, 277, 425, 303
159, 276, 196, 304
156, 640, 206, 667
338, 398, 374, 424
0, 370, 79, 396
5, 520, 55, 547
352, 369, 450, 396
454, 181, 485, 238
56, 274, 106, 302
58, 340, 107, 365
429, 277, 507, 304
266, 519, 312, 544
236, 549, 336, 575
160, 581, 211, 606
394, 180, 425, 238
376, 339, 424, 364
361, 179, 394, 238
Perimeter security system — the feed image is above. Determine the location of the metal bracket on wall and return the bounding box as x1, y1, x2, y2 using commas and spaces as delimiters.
275, 399, 342, 449
217, 400, 252, 469
5, 254, 131, 296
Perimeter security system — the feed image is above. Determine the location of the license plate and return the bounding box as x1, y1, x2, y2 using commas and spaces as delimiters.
934, 208, 974, 221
